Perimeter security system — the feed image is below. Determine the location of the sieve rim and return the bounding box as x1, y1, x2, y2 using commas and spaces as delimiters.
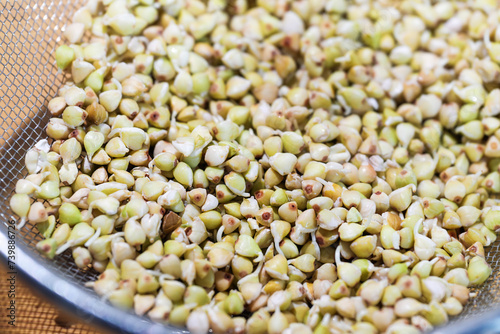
2, 1, 500, 333
0, 229, 188, 334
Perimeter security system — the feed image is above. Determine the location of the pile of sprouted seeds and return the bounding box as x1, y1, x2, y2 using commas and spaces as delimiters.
9, 0, 500, 332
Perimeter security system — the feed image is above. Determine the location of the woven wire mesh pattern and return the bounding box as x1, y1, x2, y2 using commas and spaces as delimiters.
0, 0, 99, 285
1, 0, 500, 331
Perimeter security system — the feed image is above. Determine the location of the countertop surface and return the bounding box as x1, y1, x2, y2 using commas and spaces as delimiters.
0, 262, 100, 334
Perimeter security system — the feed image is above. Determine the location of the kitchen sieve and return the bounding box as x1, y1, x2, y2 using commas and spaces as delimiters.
1, 1, 500, 333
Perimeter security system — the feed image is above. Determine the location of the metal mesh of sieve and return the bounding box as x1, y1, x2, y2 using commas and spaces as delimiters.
0, 0, 99, 283
1, 1, 500, 333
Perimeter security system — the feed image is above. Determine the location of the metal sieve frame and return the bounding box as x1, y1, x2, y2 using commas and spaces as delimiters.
2, 1, 500, 333
0, 231, 185, 334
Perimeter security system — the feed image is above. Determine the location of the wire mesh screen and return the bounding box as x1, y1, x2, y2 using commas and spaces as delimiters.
1, 0, 500, 332
0, 0, 100, 285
